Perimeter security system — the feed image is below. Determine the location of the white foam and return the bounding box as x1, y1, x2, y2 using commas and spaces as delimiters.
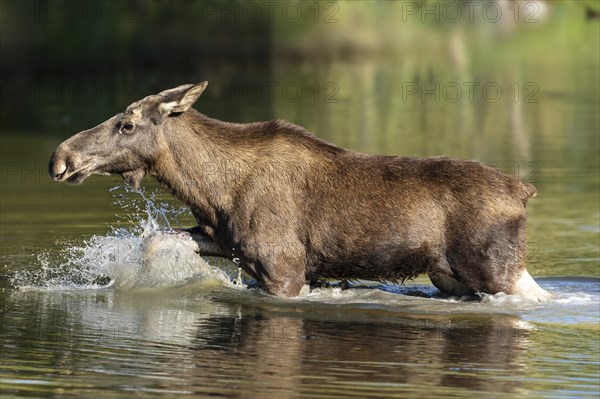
514, 269, 553, 302
552, 293, 596, 305
11, 186, 236, 292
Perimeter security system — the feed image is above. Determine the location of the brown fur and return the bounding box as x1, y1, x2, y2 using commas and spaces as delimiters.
49, 82, 543, 298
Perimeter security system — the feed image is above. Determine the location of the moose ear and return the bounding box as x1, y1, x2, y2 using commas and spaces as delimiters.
158, 81, 208, 115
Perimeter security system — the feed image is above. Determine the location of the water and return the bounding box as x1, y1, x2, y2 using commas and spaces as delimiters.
2, 4, 600, 397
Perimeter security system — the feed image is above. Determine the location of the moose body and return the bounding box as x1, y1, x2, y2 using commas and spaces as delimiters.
49, 82, 549, 300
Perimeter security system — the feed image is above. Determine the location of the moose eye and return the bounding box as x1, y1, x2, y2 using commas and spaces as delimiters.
120, 122, 135, 134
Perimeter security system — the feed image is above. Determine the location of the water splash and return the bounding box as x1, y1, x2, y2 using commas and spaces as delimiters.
109, 184, 188, 236
11, 186, 234, 291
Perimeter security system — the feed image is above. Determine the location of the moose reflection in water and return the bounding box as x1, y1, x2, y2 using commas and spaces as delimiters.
4, 289, 532, 397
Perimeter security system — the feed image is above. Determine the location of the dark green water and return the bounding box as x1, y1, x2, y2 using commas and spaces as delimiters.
1, 2, 599, 398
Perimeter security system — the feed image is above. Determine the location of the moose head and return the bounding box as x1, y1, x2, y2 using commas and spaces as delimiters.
48, 82, 208, 188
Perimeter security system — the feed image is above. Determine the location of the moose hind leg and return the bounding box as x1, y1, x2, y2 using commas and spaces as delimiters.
447, 214, 550, 301
428, 256, 475, 296
443, 222, 522, 295
429, 273, 474, 296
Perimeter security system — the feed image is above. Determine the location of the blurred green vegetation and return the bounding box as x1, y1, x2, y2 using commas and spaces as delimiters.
0, 0, 598, 135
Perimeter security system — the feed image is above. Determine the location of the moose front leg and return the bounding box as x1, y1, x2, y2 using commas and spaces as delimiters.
254, 246, 307, 297
173, 226, 226, 257
263, 266, 306, 297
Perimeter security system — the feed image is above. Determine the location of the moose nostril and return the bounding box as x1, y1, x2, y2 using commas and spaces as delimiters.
49, 155, 68, 180
55, 164, 67, 178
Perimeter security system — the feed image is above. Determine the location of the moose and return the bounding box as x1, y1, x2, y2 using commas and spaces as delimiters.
49, 82, 550, 300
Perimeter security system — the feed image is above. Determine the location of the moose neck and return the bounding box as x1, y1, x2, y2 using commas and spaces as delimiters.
150, 110, 255, 220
